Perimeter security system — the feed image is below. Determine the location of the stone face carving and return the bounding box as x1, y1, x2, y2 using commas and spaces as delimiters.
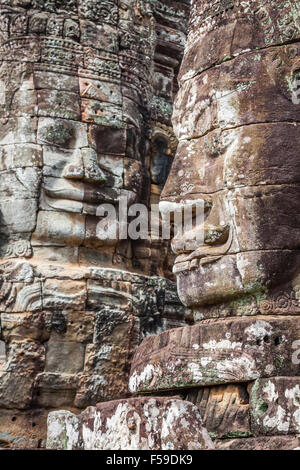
161, 0, 300, 317
0, 0, 190, 449
4, 0, 300, 451
128, 0, 300, 451
46, 397, 214, 450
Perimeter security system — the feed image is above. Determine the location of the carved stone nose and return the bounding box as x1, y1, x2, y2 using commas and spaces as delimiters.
172, 224, 230, 255
63, 148, 107, 184
203, 224, 230, 246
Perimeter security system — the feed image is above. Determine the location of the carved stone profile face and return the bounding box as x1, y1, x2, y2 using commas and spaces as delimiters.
161, 1, 300, 315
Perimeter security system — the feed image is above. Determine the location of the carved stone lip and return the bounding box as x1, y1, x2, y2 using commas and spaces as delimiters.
44, 186, 118, 205
173, 227, 233, 274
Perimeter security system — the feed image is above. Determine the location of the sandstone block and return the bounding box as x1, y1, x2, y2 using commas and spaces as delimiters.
0, 117, 37, 146
0, 198, 38, 234
43, 279, 87, 311
47, 397, 214, 450
45, 341, 85, 374
34, 372, 78, 408
0, 168, 41, 200
32, 210, 86, 246
37, 90, 81, 121
45, 310, 94, 344
129, 316, 300, 393
0, 144, 42, 171
216, 435, 300, 451
249, 377, 300, 436
1, 312, 47, 342
165, 123, 300, 199
181, 0, 300, 81
0, 372, 33, 409
175, 47, 300, 141
0, 260, 34, 283
0, 281, 42, 313
5, 340, 45, 374
37, 117, 88, 149
0, 408, 48, 449
79, 77, 122, 105
34, 70, 79, 93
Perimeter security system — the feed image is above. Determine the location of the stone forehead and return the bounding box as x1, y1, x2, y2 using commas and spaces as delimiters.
182, 0, 300, 82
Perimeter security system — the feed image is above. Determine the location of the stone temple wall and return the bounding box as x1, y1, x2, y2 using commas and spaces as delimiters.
0, 0, 190, 449
129, 0, 300, 450
3, 0, 300, 452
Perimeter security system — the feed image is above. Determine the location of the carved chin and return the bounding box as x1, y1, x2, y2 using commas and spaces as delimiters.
31, 210, 119, 249
176, 255, 244, 307
176, 251, 300, 308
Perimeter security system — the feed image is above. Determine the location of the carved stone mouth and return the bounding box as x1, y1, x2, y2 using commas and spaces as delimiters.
173, 227, 233, 274
43, 186, 118, 205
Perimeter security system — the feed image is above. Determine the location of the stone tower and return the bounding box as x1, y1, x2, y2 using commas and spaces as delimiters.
130, 0, 300, 450
0, 0, 190, 449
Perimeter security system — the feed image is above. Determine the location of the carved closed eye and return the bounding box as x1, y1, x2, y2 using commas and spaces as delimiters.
39, 122, 74, 147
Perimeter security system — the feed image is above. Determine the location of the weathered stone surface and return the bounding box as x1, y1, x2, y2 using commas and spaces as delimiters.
160, 1, 300, 320
185, 384, 251, 439
175, 47, 300, 141
140, 0, 300, 451
166, 123, 300, 196
45, 341, 85, 374
129, 316, 300, 393
216, 435, 300, 451
0, 373, 33, 410
5, 340, 45, 374
174, 253, 300, 319
0, 280, 42, 312
0, 408, 48, 449
0, 0, 186, 275
249, 377, 300, 436
33, 372, 78, 408
7, 0, 300, 453
1, 312, 48, 343
43, 279, 87, 310
0, 2, 189, 448
182, 0, 300, 81
46, 397, 214, 450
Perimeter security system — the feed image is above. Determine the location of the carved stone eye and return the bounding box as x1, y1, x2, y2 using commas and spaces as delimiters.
39, 122, 74, 147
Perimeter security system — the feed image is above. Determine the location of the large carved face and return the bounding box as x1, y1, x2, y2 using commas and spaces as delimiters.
0, 0, 154, 268
161, 2, 300, 315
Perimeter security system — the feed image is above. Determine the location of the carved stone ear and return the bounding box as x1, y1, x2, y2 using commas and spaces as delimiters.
267, 48, 300, 103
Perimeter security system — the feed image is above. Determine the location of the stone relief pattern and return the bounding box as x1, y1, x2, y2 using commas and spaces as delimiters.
0, 0, 190, 449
